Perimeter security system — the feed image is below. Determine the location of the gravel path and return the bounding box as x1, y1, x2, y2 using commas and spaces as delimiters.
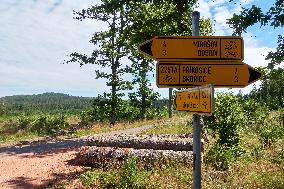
0, 124, 153, 189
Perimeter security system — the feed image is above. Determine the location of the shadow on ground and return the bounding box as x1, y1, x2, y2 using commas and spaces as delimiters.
5, 169, 88, 189
0, 138, 86, 157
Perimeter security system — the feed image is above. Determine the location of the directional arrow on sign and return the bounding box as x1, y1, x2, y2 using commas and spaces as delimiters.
157, 62, 261, 88
139, 36, 244, 61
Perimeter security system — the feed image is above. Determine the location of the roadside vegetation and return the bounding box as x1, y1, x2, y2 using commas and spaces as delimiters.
0, 93, 169, 144
52, 92, 283, 189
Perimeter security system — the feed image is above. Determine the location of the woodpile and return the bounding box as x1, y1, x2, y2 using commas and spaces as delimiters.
86, 134, 197, 151
72, 134, 200, 166
74, 146, 193, 166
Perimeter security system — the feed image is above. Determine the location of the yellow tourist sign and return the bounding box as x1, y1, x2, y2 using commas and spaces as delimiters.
157, 62, 261, 88
139, 36, 243, 61
174, 85, 214, 114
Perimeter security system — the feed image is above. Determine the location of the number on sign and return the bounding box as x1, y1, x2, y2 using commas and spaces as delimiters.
234, 68, 238, 82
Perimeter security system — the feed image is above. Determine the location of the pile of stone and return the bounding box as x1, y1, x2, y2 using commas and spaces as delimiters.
74, 134, 200, 166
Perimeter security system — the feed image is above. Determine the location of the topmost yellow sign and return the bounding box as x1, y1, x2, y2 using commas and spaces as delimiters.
139, 36, 244, 61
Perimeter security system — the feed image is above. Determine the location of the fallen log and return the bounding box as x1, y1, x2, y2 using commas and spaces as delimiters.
74, 146, 193, 166
86, 134, 203, 151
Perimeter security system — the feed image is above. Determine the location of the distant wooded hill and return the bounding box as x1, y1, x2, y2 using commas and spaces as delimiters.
0, 92, 94, 114
0, 92, 170, 116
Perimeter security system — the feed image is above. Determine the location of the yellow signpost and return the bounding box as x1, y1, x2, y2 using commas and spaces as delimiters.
138, 16, 262, 188
174, 85, 214, 114
157, 62, 261, 88
139, 36, 243, 61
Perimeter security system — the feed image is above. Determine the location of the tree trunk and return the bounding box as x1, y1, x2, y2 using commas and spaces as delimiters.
74, 146, 194, 166
86, 134, 204, 151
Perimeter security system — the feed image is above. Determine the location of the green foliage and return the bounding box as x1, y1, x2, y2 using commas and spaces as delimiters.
205, 143, 237, 171
18, 116, 30, 130
204, 93, 246, 170
80, 170, 117, 188
249, 144, 264, 161
204, 92, 244, 147
254, 172, 284, 189
0, 92, 93, 116
241, 98, 270, 128
227, 1, 283, 68
146, 106, 168, 120
239, 95, 283, 147
257, 121, 283, 147
30, 114, 69, 135
66, 2, 135, 125
273, 146, 284, 166
252, 67, 284, 110
80, 157, 148, 189
119, 157, 148, 189
79, 99, 168, 126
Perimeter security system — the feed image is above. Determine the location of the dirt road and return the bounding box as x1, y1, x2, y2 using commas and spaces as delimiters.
0, 125, 153, 189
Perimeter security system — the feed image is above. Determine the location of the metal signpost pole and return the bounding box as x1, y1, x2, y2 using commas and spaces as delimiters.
192, 11, 202, 189
169, 88, 173, 118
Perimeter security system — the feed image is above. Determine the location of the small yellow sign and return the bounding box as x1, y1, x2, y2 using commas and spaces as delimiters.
174, 85, 214, 114
139, 36, 243, 61
157, 62, 262, 88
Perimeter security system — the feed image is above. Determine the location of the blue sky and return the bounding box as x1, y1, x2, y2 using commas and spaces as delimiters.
0, 0, 282, 98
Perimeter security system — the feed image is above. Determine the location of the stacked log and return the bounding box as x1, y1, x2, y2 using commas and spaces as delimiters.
74, 146, 193, 166
86, 134, 201, 151
72, 134, 199, 166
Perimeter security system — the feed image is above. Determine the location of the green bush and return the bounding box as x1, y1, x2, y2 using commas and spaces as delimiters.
205, 143, 238, 171
18, 116, 31, 130
119, 157, 148, 189
204, 92, 244, 147
273, 146, 284, 166
80, 171, 117, 188
257, 122, 282, 147
80, 157, 148, 189
146, 106, 167, 120
79, 110, 96, 126
241, 98, 270, 128
30, 114, 69, 135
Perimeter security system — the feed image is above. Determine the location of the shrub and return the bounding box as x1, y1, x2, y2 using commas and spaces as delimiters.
273, 146, 284, 166
241, 98, 269, 129
205, 143, 240, 171
80, 171, 117, 188
30, 114, 69, 135
146, 106, 167, 120
204, 92, 244, 148
18, 116, 31, 130
80, 157, 148, 189
119, 157, 148, 189
79, 110, 96, 126
257, 121, 282, 147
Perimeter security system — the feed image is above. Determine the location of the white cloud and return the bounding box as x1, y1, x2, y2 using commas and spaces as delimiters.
0, 0, 109, 97
212, 6, 234, 35
195, 0, 212, 19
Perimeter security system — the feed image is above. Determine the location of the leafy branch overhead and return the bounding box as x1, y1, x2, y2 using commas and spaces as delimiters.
227, 0, 284, 67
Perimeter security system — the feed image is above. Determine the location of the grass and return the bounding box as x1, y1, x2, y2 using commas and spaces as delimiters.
141, 114, 192, 135
0, 113, 176, 144
55, 114, 284, 189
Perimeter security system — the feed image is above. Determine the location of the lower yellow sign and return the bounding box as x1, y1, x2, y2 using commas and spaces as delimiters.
174, 85, 214, 114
